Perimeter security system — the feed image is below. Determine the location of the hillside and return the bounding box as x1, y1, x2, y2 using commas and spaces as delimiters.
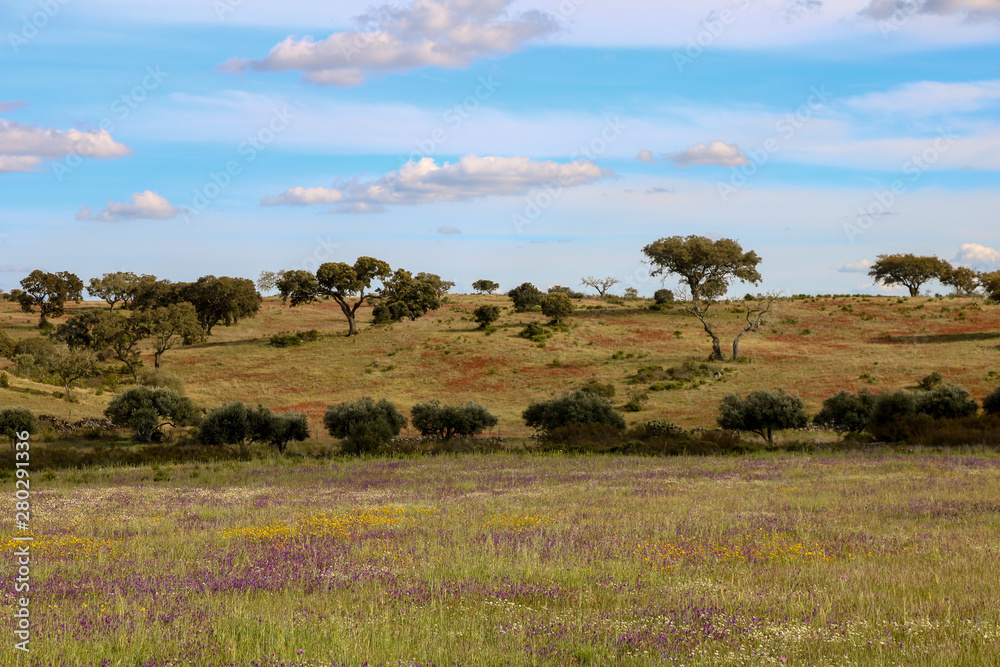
1, 294, 998, 443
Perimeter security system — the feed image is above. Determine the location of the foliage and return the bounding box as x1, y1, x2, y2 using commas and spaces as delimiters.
579, 379, 616, 400
472, 305, 501, 329
371, 269, 441, 325
983, 386, 1000, 416
182, 275, 261, 335
50, 312, 101, 350
0, 325, 16, 359
131, 276, 186, 311
472, 279, 499, 295
540, 293, 574, 323
17, 270, 84, 323
522, 390, 626, 433
981, 271, 1000, 303
410, 400, 499, 440
547, 285, 586, 299
814, 389, 876, 435
316, 257, 392, 336
269, 329, 321, 347
717, 389, 808, 444
104, 387, 200, 442
868, 389, 918, 441
45, 344, 98, 398
199, 402, 309, 456
653, 289, 675, 304
939, 265, 981, 296
324, 397, 407, 454
91, 310, 151, 381
918, 371, 943, 390
642, 236, 762, 301
868, 254, 948, 297
148, 303, 203, 367
414, 272, 455, 298
0, 406, 37, 444
915, 382, 979, 420
518, 322, 550, 342
87, 272, 145, 310
138, 368, 186, 394
275, 270, 320, 306
507, 282, 543, 312
580, 276, 621, 297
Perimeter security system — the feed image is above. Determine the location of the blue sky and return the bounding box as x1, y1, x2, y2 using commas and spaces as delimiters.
1, 0, 999, 296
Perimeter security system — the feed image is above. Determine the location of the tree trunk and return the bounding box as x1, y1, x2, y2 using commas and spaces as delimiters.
154, 351, 162, 368
709, 335, 723, 361
908, 285, 920, 297
732, 334, 743, 360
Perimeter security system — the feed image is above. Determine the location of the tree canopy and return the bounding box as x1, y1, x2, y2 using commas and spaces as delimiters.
642, 236, 761, 301
17, 270, 84, 324
867, 254, 947, 297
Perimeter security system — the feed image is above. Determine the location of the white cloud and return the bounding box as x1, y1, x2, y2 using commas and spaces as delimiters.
838, 259, 873, 273
955, 242, 1000, 266
636, 149, 655, 163
220, 0, 558, 86
76, 191, 186, 222
262, 154, 610, 212
847, 80, 1000, 116
0, 118, 131, 173
671, 141, 749, 168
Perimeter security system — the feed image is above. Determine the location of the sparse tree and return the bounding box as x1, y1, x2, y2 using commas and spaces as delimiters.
183, 275, 261, 335
87, 272, 144, 311
522, 391, 626, 433
372, 269, 441, 325
507, 282, 543, 312
473, 304, 501, 329
50, 312, 101, 349
472, 279, 499, 295
623, 287, 639, 300
324, 397, 407, 454
199, 402, 309, 457
17, 270, 84, 325
868, 254, 947, 297
105, 386, 199, 442
410, 400, 499, 440
541, 293, 574, 323
980, 271, 1000, 303
256, 270, 286, 293
91, 310, 152, 381
415, 272, 455, 298
642, 236, 762, 302
45, 344, 97, 399
939, 265, 981, 297
814, 390, 876, 435
0, 406, 37, 445
316, 258, 392, 336
731, 292, 778, 359
148, 303, 203, 368
580, 276, 621, 298
717, 389, 808, 445
275, 270, 320, 306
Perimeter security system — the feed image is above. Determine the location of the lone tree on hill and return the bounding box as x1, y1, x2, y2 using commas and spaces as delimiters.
317, 258, 392, 336
17, 270, 84, 325
580, 276, 621, 298
472, 279, 499, 295
868, 254, 947, 297
643, 236, 761, 302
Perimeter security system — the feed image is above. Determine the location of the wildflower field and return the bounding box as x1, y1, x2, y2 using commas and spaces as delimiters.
5, 451, 1000, 666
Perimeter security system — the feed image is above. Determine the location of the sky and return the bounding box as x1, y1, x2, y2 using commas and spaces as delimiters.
1, 0, 998, 297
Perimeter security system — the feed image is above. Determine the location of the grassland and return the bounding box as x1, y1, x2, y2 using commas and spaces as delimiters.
5, 451, 1000, 665
1, 293, 998, 444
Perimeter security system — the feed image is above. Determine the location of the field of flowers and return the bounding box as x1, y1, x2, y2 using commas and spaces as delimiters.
5, 451, 1000, 666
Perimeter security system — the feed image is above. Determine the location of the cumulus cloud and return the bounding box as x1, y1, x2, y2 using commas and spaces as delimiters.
861, 0, 1000, 21
848, 80, 1000, 115
262, 154, 610, 213
76, 191, 186, 222
636, 149, 655, 163
220, 0, 558, 86
670, 141, 749, 168
838, 259, 874, 273
0, 102, 27, 112
955, 242, 1000, 266
0, 118, 130, 173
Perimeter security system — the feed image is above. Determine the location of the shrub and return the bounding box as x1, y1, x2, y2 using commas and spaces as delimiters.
269, 332, 302, 347
541, 294, 574, 323
915, 382, 979, 420
199, 402, 309, 456
814, 390, 876, 435
984, 386, 1000, 416
0, 371, 8, 388
138, 368, 186, 394
410, 400, 499, 440
507, 282, 543, 312
623, 287, 639, 300
653, 289, 674, 305
579, 379, 616, 400
523, 390, 626, 433
473, 305, 501, 329
0, 406, 37, 444
0, 326, 14, 359
13, 338, 56, 367
548, 285, 585, 299
868, 389, 917, 441
518, 322, 549, 342
324, 397, 407, 455
716, 389, 808, 444
918, 371, 943, 391
105, 387, 200, 442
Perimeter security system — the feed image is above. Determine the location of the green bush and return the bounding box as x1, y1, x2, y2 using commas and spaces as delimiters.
523, 390, 626, 433
984, 386, 1000, 416
653, 289, 674, 304
0, 371, 8, 388
324, 397, 407, 455
915, 382, 979, 420
105, 387, 200, 443
540, 293, 574, 323
199, 402, 309, 456
868, 389, 917, 441
0, 406, 37, 444
579, 379, 616, 400
0, 327, 15, 359
410, 400, 499, 440
269, 329, 321, 347
918, 371, 944, 390
518, 322, 550, 342
507, 283, 543, 312
473, 305, 501, 330
717, 389, 808, 444
814, 389, 876, 435
138, 368, 186, 394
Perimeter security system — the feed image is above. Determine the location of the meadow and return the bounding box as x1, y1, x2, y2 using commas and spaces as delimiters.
5, 451, 1000, 666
